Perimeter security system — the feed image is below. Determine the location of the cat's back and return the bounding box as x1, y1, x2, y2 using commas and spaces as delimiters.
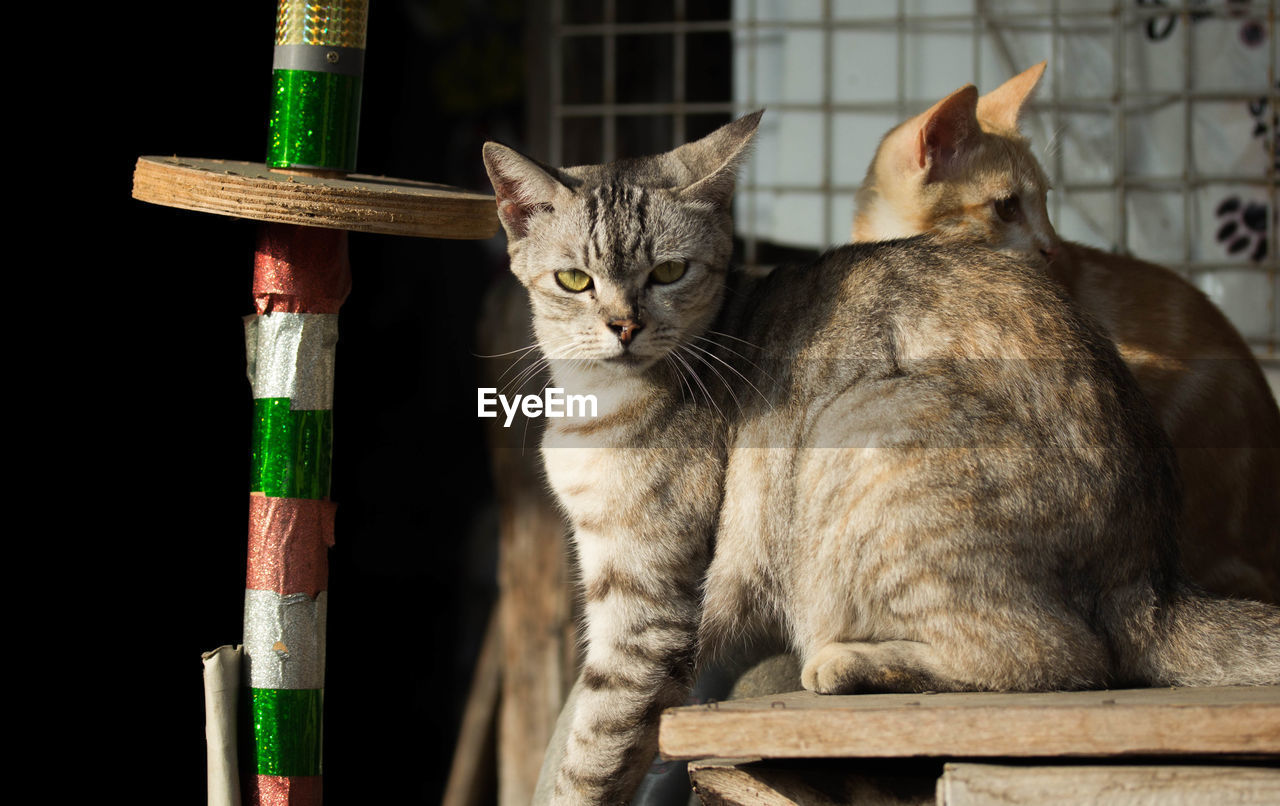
729, 235, 1172, 487
708, 235, 1184, 665
740, 236, 1109, 365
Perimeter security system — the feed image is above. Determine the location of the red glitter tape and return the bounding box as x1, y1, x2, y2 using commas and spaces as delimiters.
254, 223, 352, 315
249, 774, 322, 806
247, 495, 337, 598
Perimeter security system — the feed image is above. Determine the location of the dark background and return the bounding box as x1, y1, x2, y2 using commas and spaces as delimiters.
104, 2, 528, 801
86, 1, 736, 801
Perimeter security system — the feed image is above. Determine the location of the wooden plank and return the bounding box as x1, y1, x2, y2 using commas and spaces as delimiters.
689, 760, 825, 806
940, 763, 1280, 806
132, 156, 499, 239
660, 686, 1280, 760
495, 486, 575, 806
478, 275, 578, 806
688, 758, 937, 806
442, 610, 501, 806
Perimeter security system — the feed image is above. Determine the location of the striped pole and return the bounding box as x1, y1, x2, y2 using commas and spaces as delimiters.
243, 224, 348, 804
131, 3, 498, 802
245, 4, 365, 803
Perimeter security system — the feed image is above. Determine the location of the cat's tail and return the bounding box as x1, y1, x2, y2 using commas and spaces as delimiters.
1129, 586, 1280, 687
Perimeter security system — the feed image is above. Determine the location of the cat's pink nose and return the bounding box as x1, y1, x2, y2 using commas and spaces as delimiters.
609, 318, 644, 345
1040, 244, 1059, 262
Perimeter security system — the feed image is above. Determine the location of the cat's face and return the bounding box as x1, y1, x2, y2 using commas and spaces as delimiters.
501, 181, 729, 372
853, 63, 1061, 266
483, 113, 761, 375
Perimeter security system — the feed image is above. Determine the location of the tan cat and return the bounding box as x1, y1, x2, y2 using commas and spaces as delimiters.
854, 63, 1280, 604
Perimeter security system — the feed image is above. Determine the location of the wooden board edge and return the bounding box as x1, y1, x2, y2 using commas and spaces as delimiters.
659, 700, 1280, 760
940, 763, 1280, 806
132, 156, 500, 240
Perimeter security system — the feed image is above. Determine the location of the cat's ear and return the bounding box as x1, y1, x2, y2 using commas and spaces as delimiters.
977, 61, 1046, 132
482, 142, 573, 240
671, 109, 764, 207
911, 84, 980, 182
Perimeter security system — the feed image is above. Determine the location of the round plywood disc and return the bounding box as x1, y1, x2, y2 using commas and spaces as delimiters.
133, 156, 500, 240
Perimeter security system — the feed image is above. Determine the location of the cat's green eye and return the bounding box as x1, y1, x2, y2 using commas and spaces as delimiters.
555, 269, 593, 292
993, 195, 1022, 223
650, 260, 687, 285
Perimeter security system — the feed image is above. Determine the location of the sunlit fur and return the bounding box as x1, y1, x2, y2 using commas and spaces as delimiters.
484, 113, 761, 805
514, 183, 727, 377
485, 111, 1280, 806
854, 63, 1280, 603
855, 81, 1059, 262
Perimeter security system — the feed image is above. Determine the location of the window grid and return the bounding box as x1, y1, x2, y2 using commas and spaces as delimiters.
544, 1, 1279, 355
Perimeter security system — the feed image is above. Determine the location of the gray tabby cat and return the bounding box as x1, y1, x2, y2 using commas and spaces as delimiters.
481, 113, 1280, 806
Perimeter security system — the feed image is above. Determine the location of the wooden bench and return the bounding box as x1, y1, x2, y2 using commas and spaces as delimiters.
659, 686, 1280, 805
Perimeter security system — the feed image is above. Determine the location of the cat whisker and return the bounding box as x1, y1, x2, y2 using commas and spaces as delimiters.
502, 356, 551, 397
1040, 122, 1067, 162
481, 343, 547, 388
672, 346, 723, 419
669, 347, 707, 406
673, 353, 700, 405
473, 343, 541, 360
522, 376, 557, 456
663, 354, 693, 405
499, 347, 548, 381
662, 355, 682, 403
696, 334, 781, 402
686, 348, 745, 417
495, 357, 539, 387
676, 344, 735, 419
494, 335, 586, 394
539, 338, 589, 362
687, 341, 774, 414
503, 336, 590, 395
705, 329, 764, 352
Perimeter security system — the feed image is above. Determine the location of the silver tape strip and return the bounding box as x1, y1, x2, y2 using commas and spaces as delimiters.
243, 589, 329, 690
273, 44, 366, 77
244, 313, 339, 409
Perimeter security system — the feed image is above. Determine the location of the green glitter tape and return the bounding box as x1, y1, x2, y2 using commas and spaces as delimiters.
249, 688, 323, 776
267, 68, 362, 172
251, 398, 333, 499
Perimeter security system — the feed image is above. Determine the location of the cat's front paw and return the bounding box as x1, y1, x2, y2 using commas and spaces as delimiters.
550, 778, 619, 806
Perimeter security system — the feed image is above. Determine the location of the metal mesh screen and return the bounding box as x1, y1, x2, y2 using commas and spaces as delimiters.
544, 0, 1278, 355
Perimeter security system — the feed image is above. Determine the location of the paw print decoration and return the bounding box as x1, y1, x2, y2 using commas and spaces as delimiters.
1248, 84, 1279, 172
1215, 197, 1271, 263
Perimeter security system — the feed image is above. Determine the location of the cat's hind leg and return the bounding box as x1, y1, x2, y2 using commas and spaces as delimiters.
800, 639, 956, 694
798, 607, 1114, 695
801, 612, 1114, 694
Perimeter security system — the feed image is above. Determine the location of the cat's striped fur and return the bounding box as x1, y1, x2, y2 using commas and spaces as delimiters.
853, 63, 1280, 603
483, 118, 750, 802
483, 113, 1280, 806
